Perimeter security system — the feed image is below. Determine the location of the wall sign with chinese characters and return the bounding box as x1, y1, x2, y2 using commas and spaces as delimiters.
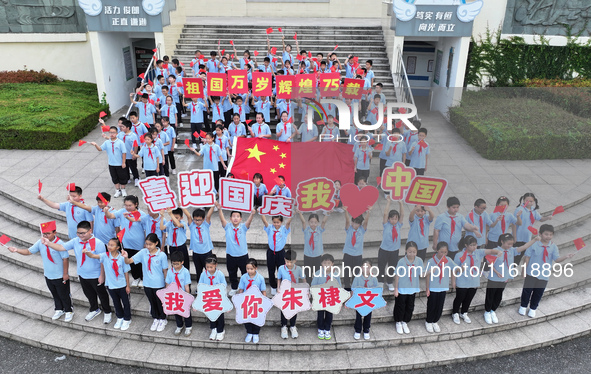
78, 0, 175, 32
392, 1, 484, 37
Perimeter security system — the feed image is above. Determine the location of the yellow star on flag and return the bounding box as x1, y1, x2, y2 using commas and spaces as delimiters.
280, 153, 287, 159
279, 163, 285, 168
246, 144, 266, 163
270, 168, 277, 174
273, 145, 279, 151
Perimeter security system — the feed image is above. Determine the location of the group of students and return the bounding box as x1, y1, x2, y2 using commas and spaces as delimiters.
4, 180, 577, 343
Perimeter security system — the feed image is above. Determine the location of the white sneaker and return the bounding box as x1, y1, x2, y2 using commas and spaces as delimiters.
432, 323, 441, 332
318, 329, 325, 339
128, 179, 133, 185
134, 179, 140, 187
253, 334, 259, 344
387, 284, 395, 292
324, 330, 331, 340
364, 332, 370, 340
490, 310, 499, 324
141, 170, 145, 174
103, 313, 112, 324
114, 318, 124, 329
184, 327, 192, 337
131, 279, 140, 287
215, 331, 225, 340
64, 312, 74, 322
156, 319, 167, 332
138, 280, 143, 288
402, 322, 410, 334
396, 322, 403, 334
150, 319, 159, 331
175, 327, 183, 336
271, 288, 277, 296
209, 328, 217, 340
114, 190, 122, 198
354, 332, 361, 340
85, 309, 101, 322
425, 322, 434, 333
281, 326, 288, 339
484, 311, 492, 325
528, 309, 536, 318
121, 320, 131, 331
460, 313, 471, 324
245, 333, 253, 343
290, 326, 298, 338
172, 169, 177, 175
52, 310, 65, 320
179, 123, 184, 127
121, 189, 127, 197
228, 289, 237, 296
452, 313, 460, 325
518, 306, 527, 316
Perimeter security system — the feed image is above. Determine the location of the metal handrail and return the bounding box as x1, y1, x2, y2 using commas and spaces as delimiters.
125, 43, 161, 119
392, 48, 420, 121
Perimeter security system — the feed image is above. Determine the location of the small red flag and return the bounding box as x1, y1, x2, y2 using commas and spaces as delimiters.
199, 54, 205, 59
266, 27, 273, 34
308, 51, 312, 58
132, 140, 138, 148
140, 134, 145, 143
330, 65, 337, 73
40, 221, 57, 233
101, 125, 110, 132
97, 193, 108, 205
271, 47, 277, 55
254, 50, 259, 57
552, 206, 565, 216
66, 183, 76, 192
333, 45, 339, 51
176, 82, 183, 87
274, 177, 283, 185
163, 63, 168, 69
200, 130, 207, 138
38, 179, 42, 194
574, 238, 586, 251
99, 111, 107, 117
293, 32, 297, 40
230, 40, 234, 45
180, 62, 184, 66
190, 61, 195, 67
139, 73, 145, 79
148, 80, 154, 86
117, 228, 125, 242
527, 226, 538, 235
278, 27, 283, 33
184, 138, 191, 147
493, 205, 507, 214
129, 211, 141, 221
231, 54, 235, 59
221, 49, 225, 55
0, 234, 10, 246
245, 119, 253, 125
193, 131, 200, 139
78, 140, 87, 146
296, 55, 303, 61
152, 48, 157, 53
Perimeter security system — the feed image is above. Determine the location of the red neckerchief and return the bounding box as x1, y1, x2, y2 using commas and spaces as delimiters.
79, 237, 95, 267
459, 250, 474, 267
45, 237, 60, 264
433, 254, 448, 282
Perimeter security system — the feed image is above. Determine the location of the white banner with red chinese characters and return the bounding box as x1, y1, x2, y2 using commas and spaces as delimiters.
139, 176, 178, 213
259, 195, 293, 218
220, 177, 254, 213
177, 169, 216, 208
192, 283, 233, 321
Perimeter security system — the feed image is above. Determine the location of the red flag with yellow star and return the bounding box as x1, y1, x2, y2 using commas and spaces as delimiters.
229, 138, 292, 188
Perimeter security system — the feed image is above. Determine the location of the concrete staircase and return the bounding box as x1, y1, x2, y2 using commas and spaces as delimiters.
1, 173, 591, 372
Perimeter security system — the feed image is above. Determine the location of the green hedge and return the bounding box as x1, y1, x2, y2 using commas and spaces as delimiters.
449, 89, 591, 160
0, 81, 109, 150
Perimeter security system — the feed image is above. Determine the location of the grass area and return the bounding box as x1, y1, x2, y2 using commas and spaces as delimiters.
0, 80, 109, 150
449, 88, 591, 160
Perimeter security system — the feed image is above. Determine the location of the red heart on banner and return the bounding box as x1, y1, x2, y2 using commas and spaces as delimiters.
339, 184, 379, 219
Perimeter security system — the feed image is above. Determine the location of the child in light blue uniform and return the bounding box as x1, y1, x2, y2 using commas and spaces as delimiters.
353, 141, 372, 184
424, 242, 458, 333
487, 196, 520, 249
210, 96, 225, 123
186, 98, 206, 145
162, 208, 189, 270
378, 198, 404, 290
408, 128, 430, 175
311, 254, 341, 340
277, 250, 304, 338
142, 210, 165, 244
252, 97, 272, 123
166, 251, 193, 336
298, 122, 318, 142
403, 127, 419, 166
270, 175, 291, 197
132, 133, 160, 177
229, 114, 247, 145
214, 125, 231, 177
134, 93, 157, 125
433, 196, 481, 256
215, 202, 256, 294
351, 259, 379, 340
484, 233, 537, 324
232, 95, 249, 122
198, 255, 228, 340
342, 205, 371, 289
160, 118, 177, 175
252, 173, 268, 209
189, 132, 226, 192
125, 233, 169, 332
297, 210, 328, 284
261, 214, 292, 295
276, 112, 294, 142
452, 236, 501, 325
83, 238, 131, 329
520, 224, 575, 318
393, 241, 423, 334
238, 258, 267, 344
407, 204, 434, 261
87, 193, 120, 244
513, 192, 552, 264
39, 185, 94, 240
184, 206, 215, 277
465, 198, 493, 248
385, 128, 407, 167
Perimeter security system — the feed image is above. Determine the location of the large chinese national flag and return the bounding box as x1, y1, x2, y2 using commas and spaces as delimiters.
229, 138, 354, 189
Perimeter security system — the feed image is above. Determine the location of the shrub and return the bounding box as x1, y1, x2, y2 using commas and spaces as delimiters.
0, 80, 109, 150
449, 89, 591, 160
0, 69, 59, 84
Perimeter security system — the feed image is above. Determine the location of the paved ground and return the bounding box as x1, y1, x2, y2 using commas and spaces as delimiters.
1, 333, 590, 374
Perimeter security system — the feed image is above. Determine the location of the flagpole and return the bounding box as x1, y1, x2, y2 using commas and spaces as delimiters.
226, 136, 239, 177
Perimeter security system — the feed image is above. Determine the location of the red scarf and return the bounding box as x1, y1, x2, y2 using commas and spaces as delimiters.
45, 237, 59, 264
391, 224, 398, 242
196, 226, 203, 243
433, 255, 448, 282
460, 250, 474, 267
233, 228, 240, 246
309, 230, 315, 251
419, 217, 425, 236
79, 238, 95, 267
470, 210, 484, 234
